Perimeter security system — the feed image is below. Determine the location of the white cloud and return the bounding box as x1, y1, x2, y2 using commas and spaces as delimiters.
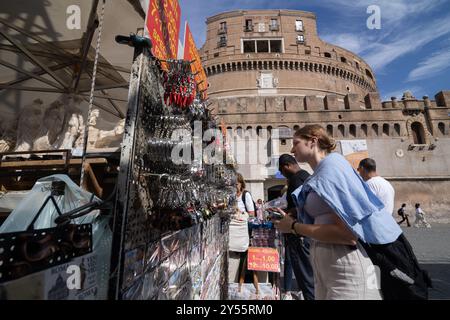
382, 86, 423, 101
363, 15, 450, 71
316, 0, 445, 25
322, 33, 368, 54
407, 47, 450, 81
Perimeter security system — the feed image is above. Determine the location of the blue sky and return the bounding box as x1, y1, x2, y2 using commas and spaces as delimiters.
178, 0, 450, 101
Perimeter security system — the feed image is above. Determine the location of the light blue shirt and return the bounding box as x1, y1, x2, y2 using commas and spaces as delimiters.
291, 153, 402, 245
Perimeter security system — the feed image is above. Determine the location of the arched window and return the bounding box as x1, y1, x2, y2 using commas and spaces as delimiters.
365, 69, 374, 80
246, 126, 253, 136
361, 124, 368, 137
338, 124, 345, 137
236, 126, 243, 137
394, 123, 401, 136
411, 122, 426, 144
341, 56, 347, 63
267, 126, 273, 157
383, 124, 390, 137
349, 124, 356, 138
256, 126, 263, 136
438, 122, 445, 136
327, 125, 333, 137
372, 124, 378, 136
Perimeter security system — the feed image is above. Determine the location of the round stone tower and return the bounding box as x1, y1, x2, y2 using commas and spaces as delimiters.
200, 9, 377, 101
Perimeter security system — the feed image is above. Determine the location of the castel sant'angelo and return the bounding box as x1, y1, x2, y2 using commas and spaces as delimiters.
200, 9, 450, 221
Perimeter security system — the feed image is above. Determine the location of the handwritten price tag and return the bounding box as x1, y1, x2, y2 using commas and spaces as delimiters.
247, 247, 280, 273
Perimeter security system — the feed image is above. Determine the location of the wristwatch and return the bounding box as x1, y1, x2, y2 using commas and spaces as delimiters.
291, 221, 299, 236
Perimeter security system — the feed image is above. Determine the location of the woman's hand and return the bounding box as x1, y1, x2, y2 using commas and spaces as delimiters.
272, 208, 295, 234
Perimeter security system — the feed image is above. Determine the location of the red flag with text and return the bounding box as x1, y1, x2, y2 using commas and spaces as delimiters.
183, 22, 208, 99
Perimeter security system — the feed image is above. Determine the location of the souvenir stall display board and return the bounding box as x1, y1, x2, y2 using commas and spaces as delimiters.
109, 42, 236, 300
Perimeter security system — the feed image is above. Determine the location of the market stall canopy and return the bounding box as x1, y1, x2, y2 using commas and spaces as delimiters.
0, 0, 146, 127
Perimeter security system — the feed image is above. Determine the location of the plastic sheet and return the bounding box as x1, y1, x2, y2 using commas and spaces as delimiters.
0, 174, 112, 300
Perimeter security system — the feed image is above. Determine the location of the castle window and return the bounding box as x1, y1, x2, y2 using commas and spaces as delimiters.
257, 40, 269, 53
338, 124, 345, 137
341, 57, 347, 63
361, 124, 368, 137
372, 124, 378, 136
297, 35, 305, 43
355, 61, 360, 70
295, 20, 303, 31
438, 122, 445, 136
281, 139, 287, 145
270, 40, 282, 53
218, 22, 227, 34
245, 19, 253, 32
270, 19, 279, 31
218, 35, 227, 47
267, 126, 273, 156
394, 123, 401, 136
411, 122, 426, 144
256, 126, 263, 136
236, 126, 243, 137
327, 125, 333, 137
324, 52, 331, 58
349, 124, 356, 137
366, 69, 374, 80
383, 124, 390, 137
294, 125, 300, 132
243, 40, 256, 53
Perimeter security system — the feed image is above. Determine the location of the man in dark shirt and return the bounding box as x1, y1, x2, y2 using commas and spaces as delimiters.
278, 154, 315, 300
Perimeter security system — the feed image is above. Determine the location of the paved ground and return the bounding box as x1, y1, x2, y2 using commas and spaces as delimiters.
402, 224, 450, 300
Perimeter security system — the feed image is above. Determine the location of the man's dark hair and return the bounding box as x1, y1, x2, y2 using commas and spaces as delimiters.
278, 154, 298, 171
359, 158, 377, 172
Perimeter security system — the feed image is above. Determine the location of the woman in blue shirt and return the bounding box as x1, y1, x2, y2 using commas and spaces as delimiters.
274, 125, 402, 300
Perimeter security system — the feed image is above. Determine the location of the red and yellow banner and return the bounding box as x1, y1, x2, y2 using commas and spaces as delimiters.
145, 0, 181, 62
183, 22, 208, 99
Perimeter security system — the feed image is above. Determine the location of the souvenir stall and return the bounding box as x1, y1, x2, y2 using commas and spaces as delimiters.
108, 37, 236, 300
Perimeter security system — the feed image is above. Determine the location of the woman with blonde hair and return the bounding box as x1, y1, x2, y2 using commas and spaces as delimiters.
274, 125, 403, 300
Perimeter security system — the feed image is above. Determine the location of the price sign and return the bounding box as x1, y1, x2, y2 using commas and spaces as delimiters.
247, 247, 280, 273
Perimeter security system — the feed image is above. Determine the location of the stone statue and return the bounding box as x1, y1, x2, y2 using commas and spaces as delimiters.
0, 118, 16, 153
13, 95, 85, 154
84, 109, 124, 149
402, 91, 416, 100
14, 99, 45, 152
32, 95, 85, 151
7, 95, 122, 155
94, 118, 125, 149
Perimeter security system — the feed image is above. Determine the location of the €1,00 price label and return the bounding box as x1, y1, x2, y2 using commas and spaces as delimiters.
247, 247, 280, 273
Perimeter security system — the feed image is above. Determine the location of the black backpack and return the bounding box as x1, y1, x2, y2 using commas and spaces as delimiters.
359, 234, 433, 300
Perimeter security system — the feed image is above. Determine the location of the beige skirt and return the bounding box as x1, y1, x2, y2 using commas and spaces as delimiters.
310, 240, 383, 300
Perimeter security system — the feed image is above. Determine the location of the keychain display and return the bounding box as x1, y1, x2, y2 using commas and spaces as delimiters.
163, 59, 196, 109
116, 48, 235, 301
